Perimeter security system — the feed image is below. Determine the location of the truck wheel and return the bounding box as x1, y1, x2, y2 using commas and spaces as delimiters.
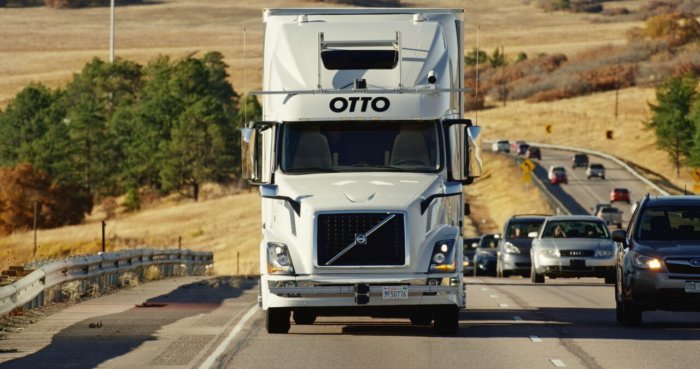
410, 311, 433, 325
531, 264, 544, 283
266, 308, 290, 333
293, 310, 316, 325
434, 306, 459, 336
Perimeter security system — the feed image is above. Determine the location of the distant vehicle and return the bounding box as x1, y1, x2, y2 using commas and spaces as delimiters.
592, 203, 610, 215
586, 163, 605, 179
474, 233, 499, 276
463, 237, 480, 275
526, 146, 541, 160
596, 206, 623, 228
492, 140, 510, 153
517, 143, 530, 156
611, 188, 631, 203
548, 166, 568, 185
511, 140, 526, 153
572, 154, 589, 169
497, 215, 547, 277
530, 215, 616, 284
614, 195, 700, 326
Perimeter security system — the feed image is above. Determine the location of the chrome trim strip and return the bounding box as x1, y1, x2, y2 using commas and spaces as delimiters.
324, 214, 396, 266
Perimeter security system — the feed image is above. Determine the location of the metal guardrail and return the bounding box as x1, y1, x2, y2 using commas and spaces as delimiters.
528, 142, 670, 196
0, 249, 213, 317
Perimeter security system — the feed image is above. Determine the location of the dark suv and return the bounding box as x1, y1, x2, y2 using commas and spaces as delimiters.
613, 195, 700, 326
497, 215, 547, 277
572, 154, 589, 169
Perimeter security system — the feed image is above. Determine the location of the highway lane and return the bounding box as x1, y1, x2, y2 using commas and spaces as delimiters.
5, 276, 700, 369
527, 148, 664, 225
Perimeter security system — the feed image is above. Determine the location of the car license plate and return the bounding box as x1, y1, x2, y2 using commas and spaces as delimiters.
382, 286, 408, 300
685, 281, 700, 293
570, 259, 586, 269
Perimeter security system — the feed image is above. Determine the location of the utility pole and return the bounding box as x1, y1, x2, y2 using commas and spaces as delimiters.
101, 220, 106, 253
109, 0, 115, 63
501, 45, 507, 107
475, 25, 480, 125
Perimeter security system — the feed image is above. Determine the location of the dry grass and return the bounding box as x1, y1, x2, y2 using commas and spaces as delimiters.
464, 152, 553, 236
0, 190, 262, 275
476, 86, 695, 191
0, 0, 644, 107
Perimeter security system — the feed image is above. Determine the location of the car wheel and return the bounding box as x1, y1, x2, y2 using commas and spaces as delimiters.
531, 264, 544, 283
604, 275, 616, 285
617, 223, 623, 228
293, 310, 316, 325
617, 283, 642, 326
266, 308, 291, 334
434, 306, 459, 336
602, 176, 606, 180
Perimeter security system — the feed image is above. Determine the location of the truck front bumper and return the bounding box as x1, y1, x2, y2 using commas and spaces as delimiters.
261, 274, 463, 310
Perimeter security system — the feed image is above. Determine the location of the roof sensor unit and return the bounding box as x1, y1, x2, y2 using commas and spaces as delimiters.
354, 79, 367, 90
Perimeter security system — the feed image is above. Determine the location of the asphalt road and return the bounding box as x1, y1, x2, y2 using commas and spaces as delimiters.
4, 276, 700, 369
529, 148, 664, 225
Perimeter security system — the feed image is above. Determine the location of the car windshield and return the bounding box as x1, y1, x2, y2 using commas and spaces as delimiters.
637, 207, 700, 241
506, 221, 543, 239
542, 220, 610, 239
590, 164, 604, 169
479, 235, 498, 248
602, 208, 619, 213
281, 120, 440, 173
553, 168, 565, 174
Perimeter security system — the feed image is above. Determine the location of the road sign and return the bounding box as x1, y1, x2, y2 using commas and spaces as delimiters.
692, 169, 700, 183
520, 159, 535, 173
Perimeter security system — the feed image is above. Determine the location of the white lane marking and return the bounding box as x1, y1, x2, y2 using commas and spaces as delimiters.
530, 335, 542, 342
513, 315, 523, 321
489, 294, 499, 298
480, 287, 489, 291
550, 359, 566, 367
499, 303, 509, 308
198, 304, 258, 369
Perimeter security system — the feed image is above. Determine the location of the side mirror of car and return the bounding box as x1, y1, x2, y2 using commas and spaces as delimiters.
612, 229, 627, 245
528, 231, 538, 238
494, 233, 501, 239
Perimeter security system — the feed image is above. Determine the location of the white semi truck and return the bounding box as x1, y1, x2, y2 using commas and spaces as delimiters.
242, 8, 482, 335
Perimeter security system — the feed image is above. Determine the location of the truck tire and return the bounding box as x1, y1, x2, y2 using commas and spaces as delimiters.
293, 310, 316, 325
434, 306, 459, 336
266, 308, 291, 333
410, 310, 433, 325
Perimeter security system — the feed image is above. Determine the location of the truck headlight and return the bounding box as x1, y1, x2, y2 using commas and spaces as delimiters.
539, 248, 560, 257
429, 240, 456, 273
631, 251, 662, 270
504, 242, 520, 254
267, 243, 295, 274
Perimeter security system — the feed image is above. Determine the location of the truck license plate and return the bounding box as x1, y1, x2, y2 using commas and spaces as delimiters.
685, 281, 700, 293
382, 286, 408, 300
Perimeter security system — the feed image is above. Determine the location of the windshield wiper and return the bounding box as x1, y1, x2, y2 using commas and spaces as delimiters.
286, 167, 337, 173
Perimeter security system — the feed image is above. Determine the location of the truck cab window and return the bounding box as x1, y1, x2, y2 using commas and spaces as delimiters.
281, 120, 440, 173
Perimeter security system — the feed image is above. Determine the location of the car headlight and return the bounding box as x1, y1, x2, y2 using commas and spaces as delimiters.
597, 248, 615, 257
430, 240, 456, 273
267, 243, 295, 274
504, 242, 520, 254
631, 251, 662, 270
539, 248, 560, 257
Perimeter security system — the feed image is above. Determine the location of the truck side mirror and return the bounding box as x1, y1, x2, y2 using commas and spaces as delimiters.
445, 119, 482, 184
241, 121, 276, 185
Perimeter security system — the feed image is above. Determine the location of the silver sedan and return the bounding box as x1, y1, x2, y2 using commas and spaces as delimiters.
530, 215, 617, 284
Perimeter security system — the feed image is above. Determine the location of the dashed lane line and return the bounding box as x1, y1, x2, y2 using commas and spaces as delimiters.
530, 335, 542, 343
550, 359, 566, 367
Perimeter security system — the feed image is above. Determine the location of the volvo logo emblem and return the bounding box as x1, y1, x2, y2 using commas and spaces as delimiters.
690, 259, 700, 267
355, 233, 368, 245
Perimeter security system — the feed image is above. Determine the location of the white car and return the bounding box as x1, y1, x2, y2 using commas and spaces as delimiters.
586, 163, 606, 179
491, 139, 510, 153
530, 215, 617, 284
596, 206, 622, 228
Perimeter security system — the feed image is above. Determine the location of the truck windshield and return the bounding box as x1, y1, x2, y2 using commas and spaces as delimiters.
280, 120, 440, 173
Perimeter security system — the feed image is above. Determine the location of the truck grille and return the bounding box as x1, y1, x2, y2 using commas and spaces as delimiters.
560, 250, 594, 257
665, 258, 700, 275
317, 213, 405, 266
